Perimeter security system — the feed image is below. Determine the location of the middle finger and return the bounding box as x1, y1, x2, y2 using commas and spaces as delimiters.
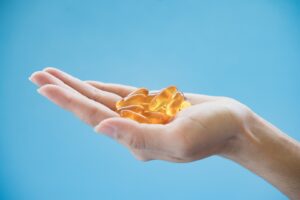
44, 67, 121, 110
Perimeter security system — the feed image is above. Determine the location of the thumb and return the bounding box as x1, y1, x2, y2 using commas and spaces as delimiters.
94, 117, 168, 150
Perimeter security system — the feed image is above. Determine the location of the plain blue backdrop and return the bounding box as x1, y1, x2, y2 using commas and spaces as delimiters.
1, 0, 299, 199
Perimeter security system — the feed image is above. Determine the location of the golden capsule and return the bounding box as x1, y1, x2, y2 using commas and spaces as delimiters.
127, 88, 149, 97
156, 106, 166, 113
120, 110, 150, 124
140, 103, 149, 111
117, 105, 144, 114
180, 101, 191, 110
144, 93, 156, 103
166, 92, 184, 116
137, 94, 154, 110
142, 111, 171, 124
149, 86, 177, 111
116, 85, 191, 124
115, 94, 146, 109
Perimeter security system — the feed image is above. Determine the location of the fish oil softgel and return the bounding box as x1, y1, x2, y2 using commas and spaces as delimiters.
115, 86, 191, 124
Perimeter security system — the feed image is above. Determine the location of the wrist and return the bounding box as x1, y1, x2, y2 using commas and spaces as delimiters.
220, 107, 300, 199
219, 107, 260, 162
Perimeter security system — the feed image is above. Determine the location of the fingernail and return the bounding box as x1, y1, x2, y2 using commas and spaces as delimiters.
28, 72, 38, 84
37, 88, 45, 96
96, 124, 117, 139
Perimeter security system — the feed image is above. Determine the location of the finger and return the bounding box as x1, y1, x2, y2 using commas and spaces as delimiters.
86, 81, 216, 105
94, 117, 170, 152
38, 84, 118, 126
184, 93, 217, 104
43, 67, 121, 110
86, 81, 136, 97
29, 71, 81, 95
29, 71, 212, 108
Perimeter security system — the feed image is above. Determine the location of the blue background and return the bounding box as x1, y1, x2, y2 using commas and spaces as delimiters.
1, 0, 299, 199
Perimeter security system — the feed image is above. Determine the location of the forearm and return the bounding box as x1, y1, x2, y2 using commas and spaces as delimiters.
223, 112, 300, 199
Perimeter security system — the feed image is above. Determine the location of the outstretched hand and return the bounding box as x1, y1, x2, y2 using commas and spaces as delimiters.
29, 67, 252, 162
30, 67, 300, 199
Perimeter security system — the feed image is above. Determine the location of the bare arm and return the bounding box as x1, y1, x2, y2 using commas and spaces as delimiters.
222, 112, 300, 199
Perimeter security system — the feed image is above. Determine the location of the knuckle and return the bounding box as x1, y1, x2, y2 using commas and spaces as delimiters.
218, 97, 241, 106
88, 107, 100, 119
64, 95, 75, 109
218, 96, 235, 102
83, 107, 99, 125
90, 88, 101, 102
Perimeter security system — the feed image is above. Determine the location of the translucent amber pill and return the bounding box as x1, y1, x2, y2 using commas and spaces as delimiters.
156, 106, 167, 113
116, 86, 191, 124
180, 101, 191, 110
142, 111, 171, 124
127, 88, 149, 97
149, 86, 177, 111
117, 105, 144, 114
116, 94, 146, 109
166, 92, 184, 116
120, 110, 150, 124
144, 93, 156, 103
141, 103, 150, 111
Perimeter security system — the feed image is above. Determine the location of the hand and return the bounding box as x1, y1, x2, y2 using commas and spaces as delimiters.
30, 67, 300, 198
29, 67, 252, 162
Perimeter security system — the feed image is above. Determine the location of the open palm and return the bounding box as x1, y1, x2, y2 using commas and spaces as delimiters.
30, 68, 252, 162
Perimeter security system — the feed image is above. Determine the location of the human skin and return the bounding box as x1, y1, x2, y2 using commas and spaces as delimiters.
29, 67, 300, 199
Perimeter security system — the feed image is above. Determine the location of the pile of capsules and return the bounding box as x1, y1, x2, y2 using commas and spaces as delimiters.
115, 86, 191, 124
